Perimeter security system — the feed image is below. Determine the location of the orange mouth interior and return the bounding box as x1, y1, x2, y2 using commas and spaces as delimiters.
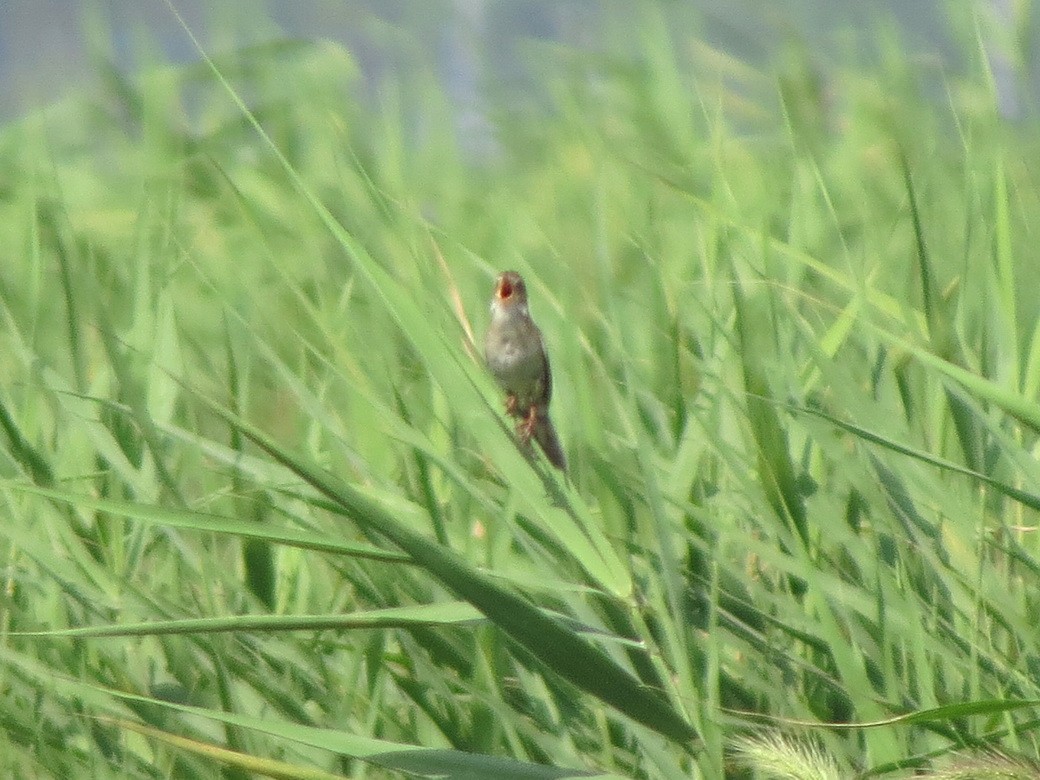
497, 278, 514, 300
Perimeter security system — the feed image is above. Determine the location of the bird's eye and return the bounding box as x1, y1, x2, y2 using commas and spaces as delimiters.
499, 279, 513, 299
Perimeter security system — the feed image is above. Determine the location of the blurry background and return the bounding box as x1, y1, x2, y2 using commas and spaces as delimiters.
0, 0, 1028, 128
3, 3, 1040, 778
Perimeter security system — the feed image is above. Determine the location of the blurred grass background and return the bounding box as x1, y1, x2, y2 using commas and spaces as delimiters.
0, 3, 1039, 778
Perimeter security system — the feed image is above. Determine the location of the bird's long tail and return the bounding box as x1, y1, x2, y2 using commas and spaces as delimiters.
533, 413, 567, 472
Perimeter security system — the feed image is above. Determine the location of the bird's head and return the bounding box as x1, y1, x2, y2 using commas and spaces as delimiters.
490, 270, 529, 320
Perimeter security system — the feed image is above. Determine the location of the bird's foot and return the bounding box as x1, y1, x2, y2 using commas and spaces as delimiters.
505, 393, 518, 417
517, 405, 538, 444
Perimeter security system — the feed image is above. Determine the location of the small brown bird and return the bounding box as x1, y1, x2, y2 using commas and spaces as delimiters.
484, 271, 567, 471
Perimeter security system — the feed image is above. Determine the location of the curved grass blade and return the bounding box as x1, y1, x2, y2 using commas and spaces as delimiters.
6, 482, 412, 563
105, 719, 346, 780
16, 602, 484, 638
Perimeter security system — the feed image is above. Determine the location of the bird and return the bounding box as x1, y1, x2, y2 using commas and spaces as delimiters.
484, 270, 567, 471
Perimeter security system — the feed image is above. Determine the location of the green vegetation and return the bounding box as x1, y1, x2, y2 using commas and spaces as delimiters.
0, 5, 1038, 778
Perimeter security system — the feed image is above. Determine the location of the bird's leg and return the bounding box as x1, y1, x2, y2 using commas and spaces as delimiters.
517, 404, 538, 444
505, 393, 518, 417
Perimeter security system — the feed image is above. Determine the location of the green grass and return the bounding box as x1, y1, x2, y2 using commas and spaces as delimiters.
0, 5, 1038, 778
